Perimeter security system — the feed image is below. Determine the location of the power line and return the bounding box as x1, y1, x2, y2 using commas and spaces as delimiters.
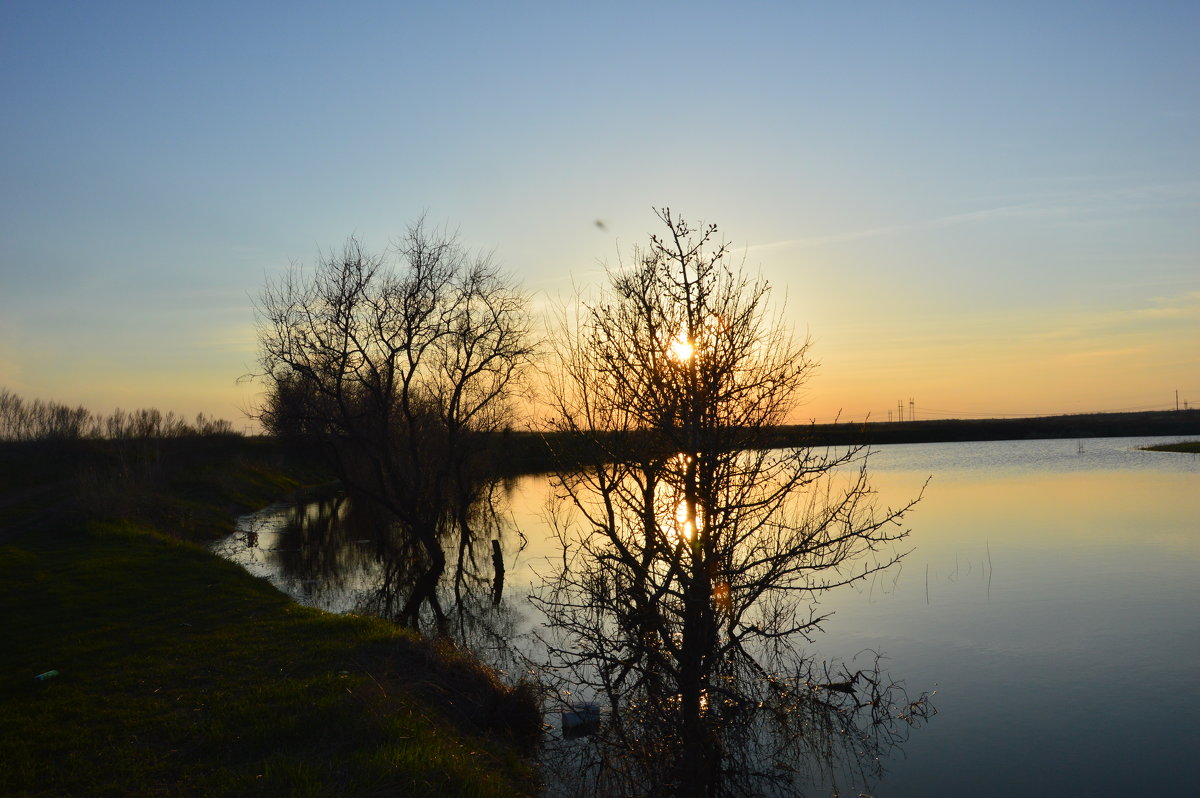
914, 403, 1177, 419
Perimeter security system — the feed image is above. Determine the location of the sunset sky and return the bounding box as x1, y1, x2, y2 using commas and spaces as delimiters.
2, 1, 1197, 428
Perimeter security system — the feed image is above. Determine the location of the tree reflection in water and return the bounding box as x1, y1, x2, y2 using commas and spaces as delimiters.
530, 464, 935, 798
540, 661, 932, 798
224, 482, 530, 666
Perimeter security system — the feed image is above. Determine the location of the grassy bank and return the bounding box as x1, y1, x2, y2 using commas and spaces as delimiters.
1140, 440, 1200, 453
0, 435, 337, 542
0, 438, 540, 797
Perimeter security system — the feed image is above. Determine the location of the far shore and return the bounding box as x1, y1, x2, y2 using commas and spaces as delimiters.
771, 408, 1200, 447
494, 409, 1200, 472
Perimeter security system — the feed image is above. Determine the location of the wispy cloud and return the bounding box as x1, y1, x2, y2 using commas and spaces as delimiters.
1023, 290, 1200, 362
1054, 345, 1149, 362
748, 181, 1200, 251
1129, 290, 1200, 321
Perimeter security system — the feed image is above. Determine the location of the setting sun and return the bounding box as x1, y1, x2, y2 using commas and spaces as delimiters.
668, 333, 694, 363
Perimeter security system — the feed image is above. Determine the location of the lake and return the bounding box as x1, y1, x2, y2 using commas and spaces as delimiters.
217, 435, 1200, 796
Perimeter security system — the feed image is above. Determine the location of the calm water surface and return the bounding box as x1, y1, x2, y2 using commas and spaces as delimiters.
822, 437, 1200, 796
220, 436, 1200, 796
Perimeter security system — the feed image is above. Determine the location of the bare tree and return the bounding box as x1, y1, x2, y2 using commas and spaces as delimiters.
253, 219, 534, 633
533, 209, 928, 797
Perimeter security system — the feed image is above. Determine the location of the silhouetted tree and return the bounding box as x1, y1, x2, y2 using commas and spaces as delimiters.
253, 220, 534, 633
534, 209, 928, 796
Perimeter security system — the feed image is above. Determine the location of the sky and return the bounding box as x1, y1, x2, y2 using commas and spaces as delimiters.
1, 0, 1197, 428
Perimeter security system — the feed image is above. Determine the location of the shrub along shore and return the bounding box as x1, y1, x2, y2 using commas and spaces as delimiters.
0, 436, 540, 798
1140, 440, 1200, 453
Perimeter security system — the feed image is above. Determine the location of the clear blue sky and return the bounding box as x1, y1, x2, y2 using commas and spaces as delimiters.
2, 0, 1197, 426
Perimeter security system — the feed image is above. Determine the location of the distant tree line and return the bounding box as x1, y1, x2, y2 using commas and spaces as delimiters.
0, 388, 236, 442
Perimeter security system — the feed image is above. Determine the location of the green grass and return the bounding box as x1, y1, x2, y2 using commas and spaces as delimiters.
1140, 440, 1200, 453
0, 520, 538, 797
0, 439, 540, 797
